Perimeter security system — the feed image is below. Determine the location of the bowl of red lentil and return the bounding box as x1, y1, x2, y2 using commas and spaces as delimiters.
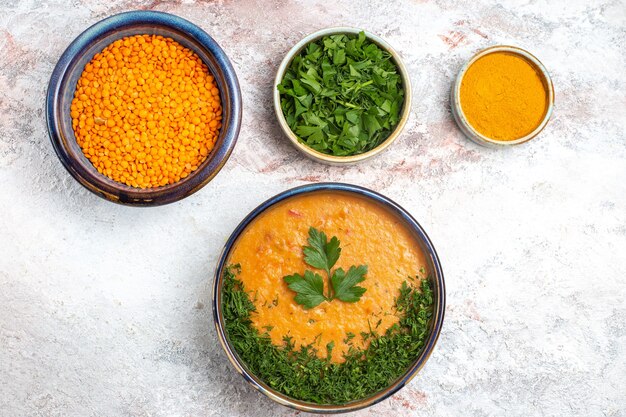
46, 11, 242, 206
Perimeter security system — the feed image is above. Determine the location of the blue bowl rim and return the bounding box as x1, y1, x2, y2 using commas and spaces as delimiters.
212, 182, 446, 413
45, 10, 242, 206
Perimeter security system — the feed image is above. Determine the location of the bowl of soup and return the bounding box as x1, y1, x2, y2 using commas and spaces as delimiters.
212, 183, 445, 413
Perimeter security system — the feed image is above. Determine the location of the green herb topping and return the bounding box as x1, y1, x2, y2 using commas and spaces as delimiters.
277, 31, 405, 156
222, 265, 434, 404
283, 227, 367, 309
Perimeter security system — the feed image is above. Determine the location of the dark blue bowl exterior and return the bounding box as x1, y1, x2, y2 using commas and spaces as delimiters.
46, 11, 242, 206
212, 183, 446, 413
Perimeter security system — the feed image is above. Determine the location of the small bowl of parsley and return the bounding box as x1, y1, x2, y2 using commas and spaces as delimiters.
274, 28, 411, 164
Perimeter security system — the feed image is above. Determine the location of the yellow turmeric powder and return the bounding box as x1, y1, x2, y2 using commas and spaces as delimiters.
71, 34, 222, 188
460, 51, 548, 141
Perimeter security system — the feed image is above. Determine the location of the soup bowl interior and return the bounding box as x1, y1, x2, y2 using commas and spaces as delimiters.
212, 183, 445, 413
46, 11, 241, 206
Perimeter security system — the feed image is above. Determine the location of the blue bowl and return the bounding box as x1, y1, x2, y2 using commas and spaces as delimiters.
212, 182, 446, 413
46, 11, 242, 206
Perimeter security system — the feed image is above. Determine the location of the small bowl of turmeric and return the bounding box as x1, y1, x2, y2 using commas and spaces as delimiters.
451, 45, 554, 147
46, 11, 242, 205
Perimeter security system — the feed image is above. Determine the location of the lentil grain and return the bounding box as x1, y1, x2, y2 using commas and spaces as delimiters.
71, 34, 222, 188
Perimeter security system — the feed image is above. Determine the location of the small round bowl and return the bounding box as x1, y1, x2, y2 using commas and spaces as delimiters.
451, 45, 554, 147
273, 28, 412, 165
46, 11, 242, 206
212, 183, 445, 413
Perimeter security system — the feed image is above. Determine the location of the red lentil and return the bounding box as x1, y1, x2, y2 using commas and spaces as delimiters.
70, 34, 222, 188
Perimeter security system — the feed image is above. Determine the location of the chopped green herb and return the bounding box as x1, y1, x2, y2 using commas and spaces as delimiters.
277, 31, 405, 156
283, 227, 367, 309
326, 341, 335, 359
344, 332, 356, 344
222, 265, 434, 404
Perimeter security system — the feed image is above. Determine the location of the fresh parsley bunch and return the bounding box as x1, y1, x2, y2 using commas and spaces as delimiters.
283, 227, 367, 309
277, 31, 405, 156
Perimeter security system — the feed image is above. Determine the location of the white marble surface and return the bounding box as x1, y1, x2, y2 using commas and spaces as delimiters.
1, 1, 625, 416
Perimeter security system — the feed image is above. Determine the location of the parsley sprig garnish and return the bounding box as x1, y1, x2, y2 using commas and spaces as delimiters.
283, 227, 367, 309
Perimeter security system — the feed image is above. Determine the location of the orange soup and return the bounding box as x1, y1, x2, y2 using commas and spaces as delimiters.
227, 191, 429, 363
